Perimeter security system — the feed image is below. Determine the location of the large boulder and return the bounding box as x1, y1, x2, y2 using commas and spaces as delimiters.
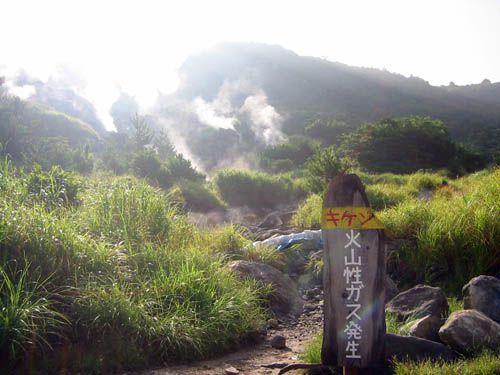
463, 275, 500, 323
439, 310, 500, 355
406, 314, 443, 342
228, 260, 303, 318
385, 333, 456, 362
386, 285, 448, 321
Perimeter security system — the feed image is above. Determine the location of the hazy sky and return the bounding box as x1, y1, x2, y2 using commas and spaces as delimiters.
1, 0, 499, 126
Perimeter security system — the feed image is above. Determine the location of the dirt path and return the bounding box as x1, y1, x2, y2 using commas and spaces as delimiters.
135, 302, 323, 375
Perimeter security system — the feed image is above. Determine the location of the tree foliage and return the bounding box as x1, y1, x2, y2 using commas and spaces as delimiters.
342, 117, 458, 173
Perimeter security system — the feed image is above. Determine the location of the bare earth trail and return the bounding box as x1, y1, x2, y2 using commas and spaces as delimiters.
135, 304, 324, 375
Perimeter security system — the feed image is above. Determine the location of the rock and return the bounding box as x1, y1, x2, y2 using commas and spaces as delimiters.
385, 333, 456, 362
439, 309, 500, 355
407, 314, 443, 342
225, 366, 239, 375
385, 276, 399, 302
270, 335, 287, 349
386, 285, 448, 321
303, 303, 316, 312
228, 260, 303, 318
305, 287, 321, 299
267, 318, 279, 329
463, 275, 500, 323
258, 212, 283, 229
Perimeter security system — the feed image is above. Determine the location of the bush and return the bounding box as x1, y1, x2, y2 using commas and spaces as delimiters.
174, 180, 226, 212
342, 116, 457, 173
214, 169, 305, 209
260, 136, 318, 172
25, 165, 80, 208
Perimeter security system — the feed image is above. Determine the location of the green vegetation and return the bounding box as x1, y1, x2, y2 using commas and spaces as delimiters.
393, 352, 500, 375
260, 136, 318, 172
342, 116, 486, 174
214, 168, 306, 209
0, 165, 268, 373
381, 169, 500, 293
292, 168, 499, 293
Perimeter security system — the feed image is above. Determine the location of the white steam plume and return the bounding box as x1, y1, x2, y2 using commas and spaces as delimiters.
192, 79, 284, 145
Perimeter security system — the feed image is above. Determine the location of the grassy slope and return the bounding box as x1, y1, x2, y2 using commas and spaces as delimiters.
0, 164, 276, 373
28, 103, 100, 144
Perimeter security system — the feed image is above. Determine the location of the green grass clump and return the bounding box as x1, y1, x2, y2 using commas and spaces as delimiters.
292, 193, 322, 230
381, 168, 500, 292
214, 168, 305, 209
0, 265, 67, 366
394, 352, 500, 375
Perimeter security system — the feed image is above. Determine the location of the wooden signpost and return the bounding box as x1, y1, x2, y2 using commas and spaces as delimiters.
321, 174, 386, 374
278, 174, 386, 375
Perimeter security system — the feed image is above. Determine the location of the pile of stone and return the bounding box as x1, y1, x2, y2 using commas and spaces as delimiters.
385, 275, 500, 360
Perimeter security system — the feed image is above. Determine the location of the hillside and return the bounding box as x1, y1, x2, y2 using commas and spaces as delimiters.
174, 43, 500, 140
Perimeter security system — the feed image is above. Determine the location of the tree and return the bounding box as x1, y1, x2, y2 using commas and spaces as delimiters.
110, 92, 139, 134
154, 129, 176, 160
342, 116, 456, 173
305, 118, 351, 146
132, 114, 154, 149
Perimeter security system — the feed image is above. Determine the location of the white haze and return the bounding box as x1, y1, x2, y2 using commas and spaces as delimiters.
1, 0, 500, 130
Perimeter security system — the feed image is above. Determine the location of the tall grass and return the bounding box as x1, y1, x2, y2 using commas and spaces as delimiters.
394, 352, 500, 375
381, 168, 500, 292
0, 264, 67, 365
0, 168, 268, 373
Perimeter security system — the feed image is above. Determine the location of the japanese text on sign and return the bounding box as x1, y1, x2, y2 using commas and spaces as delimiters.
344, 229, 363, 359
322, 207, 384, 230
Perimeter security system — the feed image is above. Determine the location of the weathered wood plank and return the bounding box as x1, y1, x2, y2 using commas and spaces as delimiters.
321, 174, 386, 369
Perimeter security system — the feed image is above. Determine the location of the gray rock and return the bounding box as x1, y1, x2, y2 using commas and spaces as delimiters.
439, 309, 500, 355
270, 334, 287, 349
463, 275, 500, 323
228, 260, 303, 318
303, 303, 317, 312
386, 285, 448, 321
385, 333, 456, 362
385, 276, 399, 303
407, 314, 443, 342
225, 366, 239, 375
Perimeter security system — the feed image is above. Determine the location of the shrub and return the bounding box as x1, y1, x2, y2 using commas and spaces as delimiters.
174, 180, 226, 212
214, 169, 304, 209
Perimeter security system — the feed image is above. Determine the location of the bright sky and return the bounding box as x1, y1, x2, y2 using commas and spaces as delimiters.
1, 0, 499, 128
